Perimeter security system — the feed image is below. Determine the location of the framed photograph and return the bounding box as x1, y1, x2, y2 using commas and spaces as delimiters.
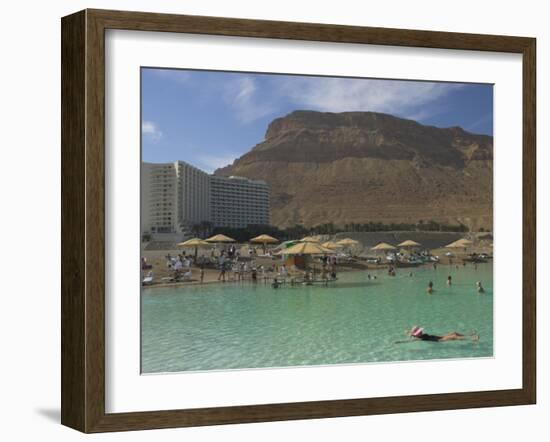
61, 9, 536, 433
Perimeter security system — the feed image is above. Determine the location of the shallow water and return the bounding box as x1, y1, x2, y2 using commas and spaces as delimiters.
141, 263, 493, 373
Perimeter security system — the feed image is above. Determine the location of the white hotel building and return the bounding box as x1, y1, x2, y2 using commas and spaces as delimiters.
210, 175, 270, 228
141, 160, 270, 236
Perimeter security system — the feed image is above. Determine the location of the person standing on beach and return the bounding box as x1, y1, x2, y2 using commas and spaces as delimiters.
240, 262, 245, 281
217, 252, 226, 282
199, 265, 204, 284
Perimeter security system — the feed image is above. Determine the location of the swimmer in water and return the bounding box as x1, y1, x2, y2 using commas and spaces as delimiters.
476, 281, 485, 293
397, 326, 479, 343
447, 275, 452, 286
427, 281, 434, 294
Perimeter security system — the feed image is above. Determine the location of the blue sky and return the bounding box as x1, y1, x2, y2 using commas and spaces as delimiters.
141, 68, 493, 173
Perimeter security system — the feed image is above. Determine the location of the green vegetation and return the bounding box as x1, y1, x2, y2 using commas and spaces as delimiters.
202, 220, 468, 243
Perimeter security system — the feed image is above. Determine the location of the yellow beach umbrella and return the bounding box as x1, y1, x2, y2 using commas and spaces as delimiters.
445, 238, 472, 248
300, 236, 321, 242
250, 234, 279, 244
371, 242, 396, 251
277, 241, 335, 255
337, 238, 360, 246
397, 239, 421, 247
322, 241, 343, 250
178, 238, 209, 247
250, 234, 279, 253
205, 234, 236, 243
177, 238, 209, 259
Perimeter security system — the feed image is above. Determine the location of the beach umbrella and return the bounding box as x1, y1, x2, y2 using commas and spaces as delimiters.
205, 234, 236, 243
300, 236, 321, 242
250, 234, 279, 253
177, 237, 209, 259
276, 241, 336, 270
276, 241, 335, 256
322, 241, 344, 250
397, 239, 421, 247
371, 242, 396, 251
445, 238, 473, 248
205, 234, 237, 256
337, 238, 360, 246
273, 240, 299, 254
250, 234, 279, 244
336, 238, 360, 255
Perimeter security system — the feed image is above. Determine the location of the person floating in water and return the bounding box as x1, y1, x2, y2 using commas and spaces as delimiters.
427, 281, 434, 294
447, 275, 452, 286
476, 281, 485, 293
399, 326, 479, 343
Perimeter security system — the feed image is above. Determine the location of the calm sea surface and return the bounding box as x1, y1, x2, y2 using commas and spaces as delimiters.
141, 263, 493, 373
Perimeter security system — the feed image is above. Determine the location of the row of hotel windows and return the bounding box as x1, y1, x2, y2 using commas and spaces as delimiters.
210, 187, 268, 194
212, 218, 269, 222
212, 213, 268, 219
213, 212, 268, 216
211, 193, 268, 198
210, 186, 268, 192
212, 199, 269, 205
212, 208, 269, 212
212, 201, 268, 206
211, 195, 268, 200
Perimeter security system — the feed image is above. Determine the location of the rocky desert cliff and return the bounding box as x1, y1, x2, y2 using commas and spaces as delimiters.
215, 110, 493, 231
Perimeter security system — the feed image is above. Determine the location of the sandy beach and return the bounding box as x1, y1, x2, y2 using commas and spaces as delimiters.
141, 248, 288, 288
141, 238, 493, 289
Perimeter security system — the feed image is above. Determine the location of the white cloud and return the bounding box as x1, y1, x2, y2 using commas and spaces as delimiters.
153, 69, 191, 83
279, 77, 463, 121
142, 120, 163, 142
195, 154, 238, 173
466, 113, 493, 133
224, 76, 278, 124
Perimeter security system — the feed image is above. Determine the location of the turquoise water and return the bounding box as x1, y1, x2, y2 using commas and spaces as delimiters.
141, 263, 493, 373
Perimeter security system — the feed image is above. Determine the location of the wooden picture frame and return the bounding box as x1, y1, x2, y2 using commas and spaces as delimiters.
61, 8, 536, 433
